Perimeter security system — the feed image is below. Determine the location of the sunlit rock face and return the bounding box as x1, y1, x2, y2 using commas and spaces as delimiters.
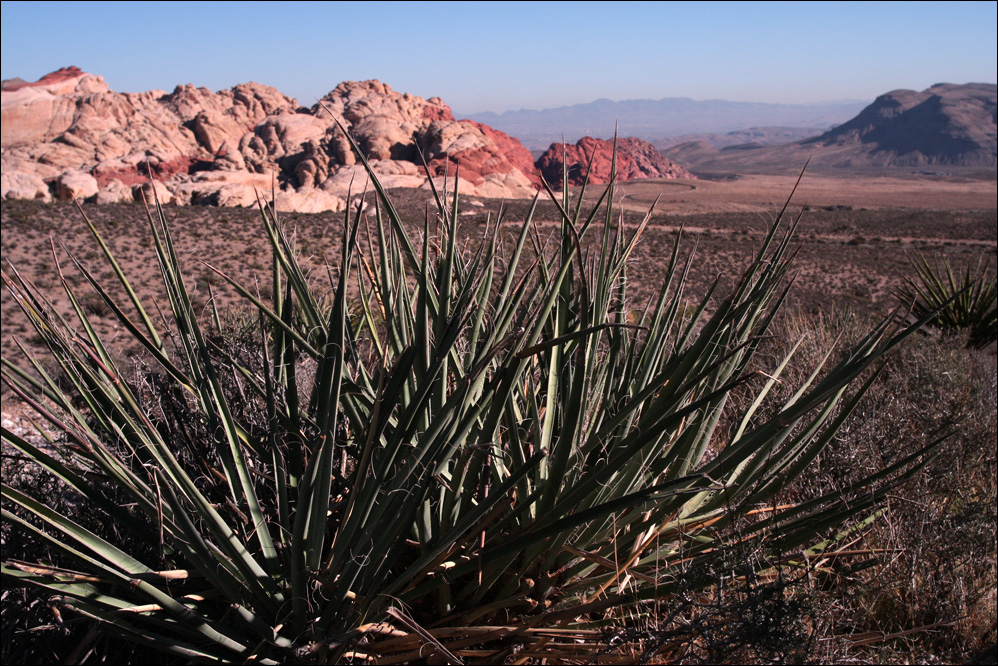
2, 69, 544, 210
536, 136, 696, 187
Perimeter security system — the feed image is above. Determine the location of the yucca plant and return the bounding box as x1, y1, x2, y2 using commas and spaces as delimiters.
893, 250, 997, 349
2, 136, 942, 664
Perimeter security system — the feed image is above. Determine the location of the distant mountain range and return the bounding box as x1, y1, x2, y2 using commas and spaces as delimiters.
660, 83, 997, 173
653, 127, 827, 152
464, 98, 869, 150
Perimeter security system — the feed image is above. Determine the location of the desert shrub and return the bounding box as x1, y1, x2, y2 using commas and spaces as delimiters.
1, 145, 942, 664
751, 309, 997, 663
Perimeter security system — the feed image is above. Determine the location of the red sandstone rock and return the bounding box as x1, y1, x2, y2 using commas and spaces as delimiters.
536, 136, 696, 186
92, 154, 197, 188
2, 66, 85, 92
421, 120, 537, 196
463, 120, 541, 186
422, 99, 456, 122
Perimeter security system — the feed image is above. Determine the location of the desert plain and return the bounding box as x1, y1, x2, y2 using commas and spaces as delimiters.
3, 169, 993, 368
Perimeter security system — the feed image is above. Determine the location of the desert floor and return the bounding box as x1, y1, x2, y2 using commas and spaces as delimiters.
613, 171, 997, 213
2, 171, 995, 413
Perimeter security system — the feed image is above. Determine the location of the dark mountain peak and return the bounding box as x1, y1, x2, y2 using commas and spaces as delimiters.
663, 83, 996, 173
804, 83, 996, 166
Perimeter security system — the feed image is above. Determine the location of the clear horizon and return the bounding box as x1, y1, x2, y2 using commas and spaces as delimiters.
1, 1, 995, 114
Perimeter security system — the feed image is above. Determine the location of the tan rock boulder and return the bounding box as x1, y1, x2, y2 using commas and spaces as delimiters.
187, 82, 296, 155
295, 140, 331, 189
56, 171, 99, 201
473, 170, 538, 199
421, 120, 489, 156
316, 80, 454, 126
328, 130, 356, 166
274, 189, 346, 214
321, 161, 427, 195
244, 113, 328, 169
1, 170, 51, 201
173, 170, 276, 207
353, 116, 420, 160
96, 179, 134, 205
211, 184, 261, 208
212, 139, 246, 171
134, 180, 180, 206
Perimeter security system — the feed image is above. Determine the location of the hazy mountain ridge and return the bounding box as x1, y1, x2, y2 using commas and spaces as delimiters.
464, 97, 869, 150
653, 127, 827, 151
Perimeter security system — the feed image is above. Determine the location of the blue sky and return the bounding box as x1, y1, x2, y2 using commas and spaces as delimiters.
2, 1, 995, 113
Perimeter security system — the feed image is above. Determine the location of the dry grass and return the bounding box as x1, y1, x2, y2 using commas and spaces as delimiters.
3, 190, 994, 369
612, 172, 998, 215
762, 311, 997, 664
1, 176, 995, 664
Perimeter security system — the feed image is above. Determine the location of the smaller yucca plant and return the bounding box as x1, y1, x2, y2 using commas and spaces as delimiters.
894, 251, 997, 349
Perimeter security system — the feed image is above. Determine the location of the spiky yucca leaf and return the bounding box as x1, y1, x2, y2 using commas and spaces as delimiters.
2, 151, 941, 663
894, 250, 997, 349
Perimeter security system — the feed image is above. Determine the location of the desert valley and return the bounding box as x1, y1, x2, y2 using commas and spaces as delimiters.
2, 68, 994, 358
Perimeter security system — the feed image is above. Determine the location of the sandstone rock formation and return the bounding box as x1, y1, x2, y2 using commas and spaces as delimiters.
536, 136, 696, 186
56, 171, 99, 201
2, 68, 544, 211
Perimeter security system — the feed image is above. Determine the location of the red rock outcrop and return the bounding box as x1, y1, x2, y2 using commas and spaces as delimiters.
1, 69, 543, 210
418, 119, 543, 196
463, 120, 542, 187
1, 66, 87, 92
536, 136, 696, 186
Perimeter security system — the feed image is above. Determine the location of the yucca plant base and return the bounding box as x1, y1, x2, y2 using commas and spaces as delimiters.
2, 145, 941, 664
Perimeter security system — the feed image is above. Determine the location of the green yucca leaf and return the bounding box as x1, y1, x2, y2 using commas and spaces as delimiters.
2, 134, 946, 664
894, 250, 997, 348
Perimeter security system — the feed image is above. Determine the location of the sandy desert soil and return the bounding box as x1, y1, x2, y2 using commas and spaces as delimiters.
612, 172, 997, 214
